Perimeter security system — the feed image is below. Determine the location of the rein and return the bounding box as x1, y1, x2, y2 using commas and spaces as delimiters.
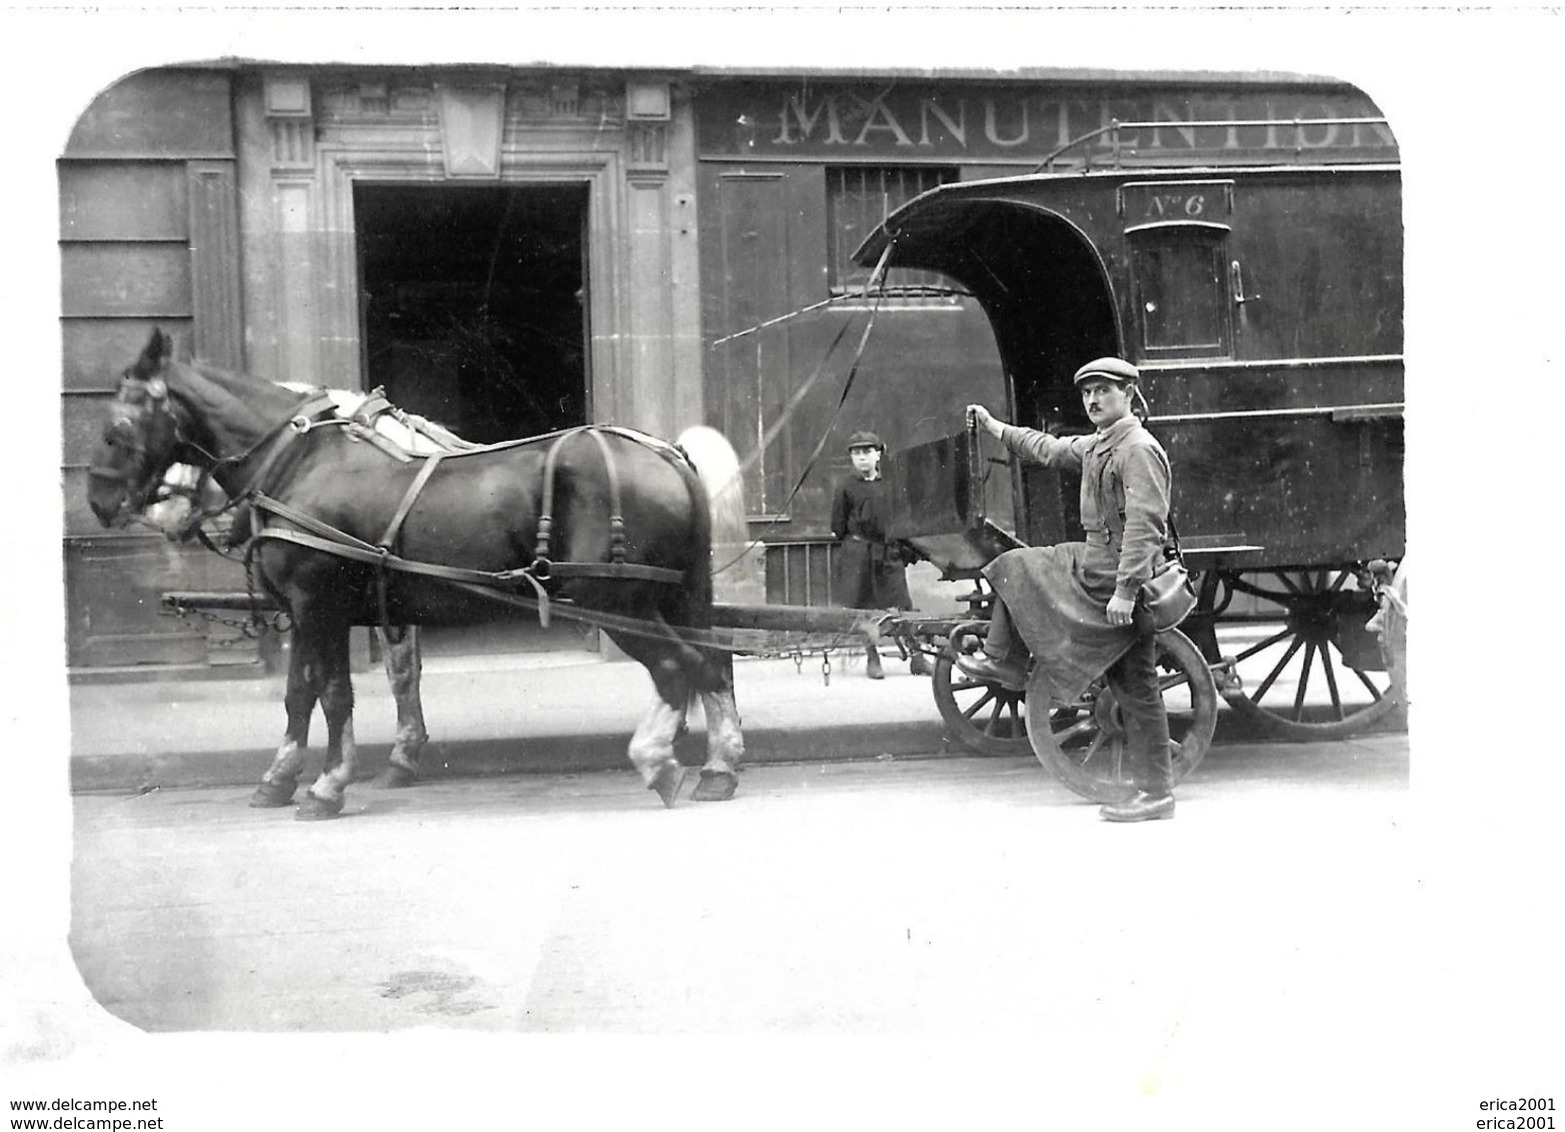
163, 389, 345, 544
710, 244, 895, 575
145, 383, 889, 656
143, 372, 708, 639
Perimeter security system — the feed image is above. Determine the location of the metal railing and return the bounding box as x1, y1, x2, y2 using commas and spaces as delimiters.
1033, 117, 1394, 173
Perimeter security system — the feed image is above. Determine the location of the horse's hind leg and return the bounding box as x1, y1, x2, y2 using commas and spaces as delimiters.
692, 651, 744, 803
617, 620, 743, 805
612, 630, 692, 807
374, 626, 427, 788
629, 686, 689, 808
251, 627, 314, 808
298, 624, 356, 821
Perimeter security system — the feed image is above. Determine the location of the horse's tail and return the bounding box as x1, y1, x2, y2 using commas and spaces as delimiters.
676, 426, 747, 572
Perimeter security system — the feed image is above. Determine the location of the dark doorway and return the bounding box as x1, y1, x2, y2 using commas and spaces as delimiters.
356, 183, 589, 444
355, 183, 594, 658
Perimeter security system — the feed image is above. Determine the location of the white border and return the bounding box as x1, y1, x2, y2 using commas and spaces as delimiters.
4, 6, 1548, 1129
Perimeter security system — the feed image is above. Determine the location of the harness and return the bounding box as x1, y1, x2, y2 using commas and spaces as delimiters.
237, 400, 689, 632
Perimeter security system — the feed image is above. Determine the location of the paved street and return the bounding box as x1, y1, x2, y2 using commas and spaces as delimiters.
69, 738, 1409, 1034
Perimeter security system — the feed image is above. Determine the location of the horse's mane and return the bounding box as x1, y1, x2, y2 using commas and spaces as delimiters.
168, 357, 305, 428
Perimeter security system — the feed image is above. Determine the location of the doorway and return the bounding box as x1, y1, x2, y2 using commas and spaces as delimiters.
355, 182, 594, 658
356, 183, 589, 441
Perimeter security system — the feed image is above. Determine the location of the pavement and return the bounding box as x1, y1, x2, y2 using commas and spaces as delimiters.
68, 641, 1411, 795
67, 649, 963, 793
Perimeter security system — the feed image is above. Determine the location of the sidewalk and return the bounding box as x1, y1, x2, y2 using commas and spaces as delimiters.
68, 650, 954, 793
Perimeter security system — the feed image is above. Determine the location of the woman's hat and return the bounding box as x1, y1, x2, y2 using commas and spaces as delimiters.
846, 430, 885, 451
1073, 357, 1140, 386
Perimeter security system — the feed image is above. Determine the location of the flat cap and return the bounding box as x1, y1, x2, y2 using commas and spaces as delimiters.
1073, 357, 1140, 385
846, 430, 885, 451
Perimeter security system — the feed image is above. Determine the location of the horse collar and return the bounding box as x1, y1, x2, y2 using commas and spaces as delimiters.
217, 391, 349, 502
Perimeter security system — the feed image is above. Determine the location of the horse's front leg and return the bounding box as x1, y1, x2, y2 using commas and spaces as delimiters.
374, 625, 427, 788
297, 624, 356, 821
692, 651, 744, 803
250, 627, 315, 808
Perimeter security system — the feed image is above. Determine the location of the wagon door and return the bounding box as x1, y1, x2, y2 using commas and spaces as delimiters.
1124, 221, 1234, 362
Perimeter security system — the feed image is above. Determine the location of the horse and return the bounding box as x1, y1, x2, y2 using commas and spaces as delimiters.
147, 450, 437, 788
142, 383, 508, 787
87, 328, 748, 819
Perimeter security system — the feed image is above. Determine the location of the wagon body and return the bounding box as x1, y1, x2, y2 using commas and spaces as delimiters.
861, 136, 1405, 739
860, 157, 1403, 571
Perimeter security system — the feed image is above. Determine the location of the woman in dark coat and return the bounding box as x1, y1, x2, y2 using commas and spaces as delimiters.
830, 431, 930, 679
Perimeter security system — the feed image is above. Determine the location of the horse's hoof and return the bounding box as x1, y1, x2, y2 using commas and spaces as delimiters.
691, 769, 738, 802
295, 793, 345, 821
375, 764, 420, 789
647, 762, 686, 809
250, 780, 297, 808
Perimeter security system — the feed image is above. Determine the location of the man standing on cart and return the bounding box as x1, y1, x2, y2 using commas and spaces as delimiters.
830, 430, 931, 680
962, 358, 1176, 822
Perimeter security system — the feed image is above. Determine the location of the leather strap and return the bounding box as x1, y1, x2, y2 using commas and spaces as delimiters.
238, 392, 343, 499
347, 423, 416, 463
245, 422, 688, 636
378, 453, 446, 550
250, 493, 687, 587
535, 426, 630, 571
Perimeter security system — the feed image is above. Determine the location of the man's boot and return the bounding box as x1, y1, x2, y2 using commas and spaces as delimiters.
1099, 791, 1174, 822
954, 597, 1026, 688
865, 645, 884, 680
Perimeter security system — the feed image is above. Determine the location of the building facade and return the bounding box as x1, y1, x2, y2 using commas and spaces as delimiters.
59, 64, 1390, 671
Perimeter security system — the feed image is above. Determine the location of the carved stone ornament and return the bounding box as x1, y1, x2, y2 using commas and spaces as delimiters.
628, 121, 669, 172
437, 83, 507, 178
264, 73, 314, 170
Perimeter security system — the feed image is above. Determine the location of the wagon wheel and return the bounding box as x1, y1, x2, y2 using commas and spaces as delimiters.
932, 654, 1029, 755
1194, 566, 1404, 741
1025, 628, 1217, 803
932, 622, 1031, 756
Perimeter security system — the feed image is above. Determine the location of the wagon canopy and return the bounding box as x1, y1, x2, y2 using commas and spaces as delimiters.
852, 177, 1105, 314
853, 175, 1126, 417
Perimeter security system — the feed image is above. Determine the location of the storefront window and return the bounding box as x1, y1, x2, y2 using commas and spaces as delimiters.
826, 165, 957, 298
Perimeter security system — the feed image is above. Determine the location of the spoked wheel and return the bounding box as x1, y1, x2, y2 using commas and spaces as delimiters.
1025, 628, 1217, 803
1198, 566, 1404, 741
932, 622, 1030, 756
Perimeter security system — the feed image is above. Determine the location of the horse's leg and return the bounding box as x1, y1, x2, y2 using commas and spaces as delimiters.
250, 627, 315, 808
629, 686, 689, 808
692, 650, 744, 803
297, 623, 356, 821
374, 625, 427, 788
610, 627, 692, 807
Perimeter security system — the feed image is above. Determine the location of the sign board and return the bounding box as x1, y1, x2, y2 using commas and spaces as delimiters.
696, 80, 1396, 166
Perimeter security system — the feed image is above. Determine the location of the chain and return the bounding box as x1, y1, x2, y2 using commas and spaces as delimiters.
161, 600, 290, 643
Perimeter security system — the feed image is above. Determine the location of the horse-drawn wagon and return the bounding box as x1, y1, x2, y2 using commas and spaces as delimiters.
101, 114, 1404, 817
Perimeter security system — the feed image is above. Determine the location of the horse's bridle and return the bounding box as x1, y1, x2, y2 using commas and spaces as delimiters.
91, 369, 339, 531
88, 375, 187, 523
